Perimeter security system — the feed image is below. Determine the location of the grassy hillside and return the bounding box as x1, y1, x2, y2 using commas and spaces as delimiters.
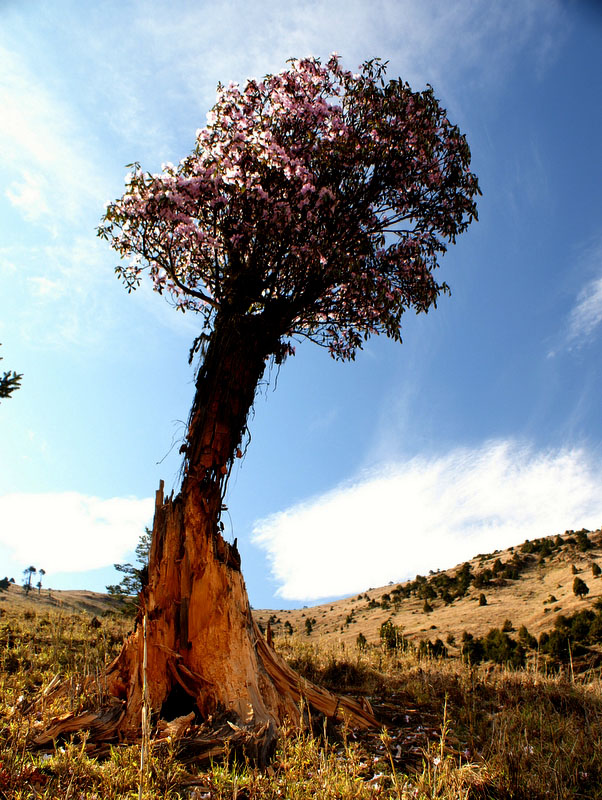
0, 602, 601, 798
0, 527, 601, 797
4, 527, 602, 664
255, 528, 602, 656
0, 584, 128, 616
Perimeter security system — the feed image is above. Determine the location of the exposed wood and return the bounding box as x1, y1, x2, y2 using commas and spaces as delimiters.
33, 703, 125, 746
33, 315, 378, 757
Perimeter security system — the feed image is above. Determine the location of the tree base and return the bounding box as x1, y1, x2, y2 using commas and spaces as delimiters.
33, 480, 376, 760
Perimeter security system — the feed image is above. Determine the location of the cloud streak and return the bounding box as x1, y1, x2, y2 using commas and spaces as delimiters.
551, 237, 602, 355
567, 274, 602, 347
253, 440, 602, 600
0, 44, 110, 228
0, 492, 153, 574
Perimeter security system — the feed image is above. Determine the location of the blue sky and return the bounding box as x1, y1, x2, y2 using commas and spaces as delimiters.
1, 0, 601, 609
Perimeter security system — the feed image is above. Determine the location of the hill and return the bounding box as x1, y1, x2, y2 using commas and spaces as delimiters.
254, 527, 602, 657
0, 583, 127, 616
3, 527, 601, 660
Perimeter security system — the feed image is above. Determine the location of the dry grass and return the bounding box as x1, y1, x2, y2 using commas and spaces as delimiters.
0, 603, 601, 799
255, 529, 602, 651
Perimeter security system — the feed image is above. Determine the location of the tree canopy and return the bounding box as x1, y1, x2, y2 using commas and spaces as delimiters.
99, 55, 479, 362
106, 527, 151, 602
0, 344, 22, 401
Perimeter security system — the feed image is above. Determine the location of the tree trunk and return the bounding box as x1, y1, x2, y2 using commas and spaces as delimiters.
36, 315, 376, 753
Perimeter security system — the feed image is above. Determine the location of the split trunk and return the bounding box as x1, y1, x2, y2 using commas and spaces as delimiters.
38, 315, 376, 753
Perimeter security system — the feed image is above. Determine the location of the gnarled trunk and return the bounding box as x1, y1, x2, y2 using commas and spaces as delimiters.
36, 315, 376, 754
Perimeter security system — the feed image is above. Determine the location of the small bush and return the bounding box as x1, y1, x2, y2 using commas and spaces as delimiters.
379, 620, 410, 652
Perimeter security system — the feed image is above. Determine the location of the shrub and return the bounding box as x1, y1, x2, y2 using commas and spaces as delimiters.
379, 620, 410, 652
492, 558, 504, 575
418, 638, 447, 659
502, 619, 513, 632
356, 632, 367, 651
573, 577, 590, 599
483, 628, 525, 668
419, 583, 437, 601
423, 600, 433, 613
479, 593, 487, 606
592, 562, 601, 578
461, 631, 484, 664
518, 625, 537, 649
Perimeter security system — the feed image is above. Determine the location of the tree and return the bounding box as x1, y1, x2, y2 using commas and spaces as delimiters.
36, 568, 46, 595
92, 55, 479, 745
0, 344, 22, 401
22, 566, 36, 594
106, 528, 151, 607
573, 576, 590, 599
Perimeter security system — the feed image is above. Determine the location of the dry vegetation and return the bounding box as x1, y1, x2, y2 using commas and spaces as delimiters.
1, 529, 601, 798
255, 529, 602, 651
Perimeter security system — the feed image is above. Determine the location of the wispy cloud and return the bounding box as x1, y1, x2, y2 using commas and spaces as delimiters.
567, 275, 602, 347
2, 236, 122, 349
553, 238, 602, 354
0, 492, 153, 574
0, 43, 109, 227
134, 0, 564, 111
253, 440, 602, 600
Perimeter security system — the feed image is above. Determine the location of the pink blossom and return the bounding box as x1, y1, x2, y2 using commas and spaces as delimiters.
100, 54, 479, 360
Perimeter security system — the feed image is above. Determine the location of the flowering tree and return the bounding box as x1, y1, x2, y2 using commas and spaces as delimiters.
91, 55, 478, 749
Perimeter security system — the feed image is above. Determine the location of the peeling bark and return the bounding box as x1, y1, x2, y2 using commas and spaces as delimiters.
36, 315, 377, 754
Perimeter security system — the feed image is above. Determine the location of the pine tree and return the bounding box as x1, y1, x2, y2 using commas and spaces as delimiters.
0, 344, 22, 401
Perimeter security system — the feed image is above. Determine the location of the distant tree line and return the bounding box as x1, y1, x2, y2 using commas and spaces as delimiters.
360, 531, 597, 613
21, 566, 45, 595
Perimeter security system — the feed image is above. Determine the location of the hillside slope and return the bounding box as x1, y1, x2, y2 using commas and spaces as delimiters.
254, 528, 602, 654
0, 584, 127, 616
2, 529, 601, 658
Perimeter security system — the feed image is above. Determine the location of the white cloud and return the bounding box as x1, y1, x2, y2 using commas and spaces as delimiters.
0, 492, 153, 574
4, 236, 121, 349
552, 238, 602, 354
253, 440, 602, 600
0, 44, 109, 227
567, 274, 602, 347
5, 170, 50, 222
135, 0, 563, 108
